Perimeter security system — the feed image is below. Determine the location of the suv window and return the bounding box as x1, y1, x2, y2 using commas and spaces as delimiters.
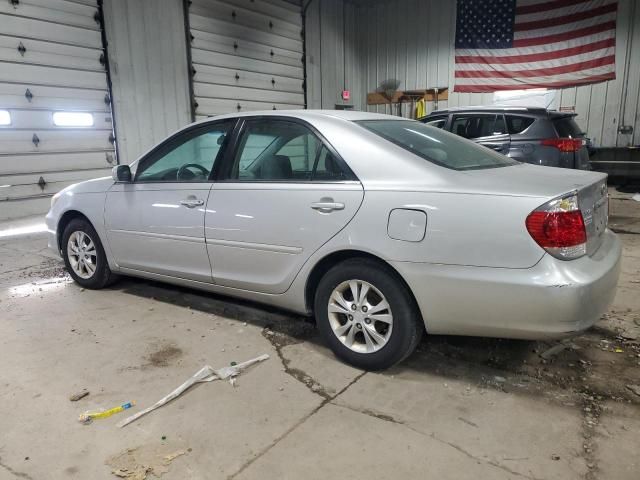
505, 115, 535, 134
357, 119, 519, 171
553, 116, 583, 138
136, 121, 232, 182
423, 115, 448, 129
229, 119, 353, 182
451, 114, 504, 139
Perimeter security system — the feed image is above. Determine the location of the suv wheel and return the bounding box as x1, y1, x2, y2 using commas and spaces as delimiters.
314, 258, 423, 370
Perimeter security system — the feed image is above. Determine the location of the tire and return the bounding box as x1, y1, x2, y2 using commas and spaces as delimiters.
61, 218, 117, 289
314, 258, 423, 370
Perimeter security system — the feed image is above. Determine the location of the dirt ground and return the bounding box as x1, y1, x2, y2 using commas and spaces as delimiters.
0, 189, 638, 480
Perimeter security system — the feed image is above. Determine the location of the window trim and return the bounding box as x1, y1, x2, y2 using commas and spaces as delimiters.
217, 115, 358, 184
133, 119, 238, 184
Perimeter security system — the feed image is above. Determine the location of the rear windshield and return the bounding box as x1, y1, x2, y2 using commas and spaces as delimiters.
356, 119, 519, 171
553, 116, 583, 138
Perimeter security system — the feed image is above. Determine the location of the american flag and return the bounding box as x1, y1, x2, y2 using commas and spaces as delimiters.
454, 0, 617, 93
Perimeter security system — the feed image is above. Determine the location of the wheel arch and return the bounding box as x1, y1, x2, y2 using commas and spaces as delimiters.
56, 210, 93, 252
304, 249, 425, 328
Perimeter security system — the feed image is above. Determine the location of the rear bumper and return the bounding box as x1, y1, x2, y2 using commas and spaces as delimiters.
392, 229, 621, 340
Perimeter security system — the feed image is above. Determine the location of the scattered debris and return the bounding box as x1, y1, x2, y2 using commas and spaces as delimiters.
551, 454, 560, 461
540, 344, 566, 360
632, 193, 640, 202
69, 390, 90, 402
626, 385, 640, 397
494, 376, 506, 383
118, 354, 269, 428
79, 401, 135, 424
107, 445, 187, 480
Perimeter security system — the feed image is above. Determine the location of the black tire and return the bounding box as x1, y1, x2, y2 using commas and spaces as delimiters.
61, 218, 117, 289
314, 258, 423, 371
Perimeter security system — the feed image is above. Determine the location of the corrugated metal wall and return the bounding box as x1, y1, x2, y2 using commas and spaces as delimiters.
103, 0, 192, 165
306, 0, 640, 148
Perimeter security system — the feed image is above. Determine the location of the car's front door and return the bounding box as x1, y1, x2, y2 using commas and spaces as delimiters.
450, 113, 510, 154
205, 117, 364, 294
104, 120, 234, 282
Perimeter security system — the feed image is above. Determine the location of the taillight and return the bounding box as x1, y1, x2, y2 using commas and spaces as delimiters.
526, 194, 586, 260
541, 138, 583, 152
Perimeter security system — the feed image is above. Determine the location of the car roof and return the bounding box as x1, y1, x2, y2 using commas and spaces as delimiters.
195, 109, 406, 124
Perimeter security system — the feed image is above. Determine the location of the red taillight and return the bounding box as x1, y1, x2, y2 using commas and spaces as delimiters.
526, 194, 587, 260
541, 138, 583, 152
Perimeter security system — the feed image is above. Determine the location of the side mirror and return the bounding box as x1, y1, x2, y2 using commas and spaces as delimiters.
112, 165, 132, 183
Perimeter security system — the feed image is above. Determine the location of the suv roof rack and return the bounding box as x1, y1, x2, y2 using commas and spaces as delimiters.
430, 106, 548, 115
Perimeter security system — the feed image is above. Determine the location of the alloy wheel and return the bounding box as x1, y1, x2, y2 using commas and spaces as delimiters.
327, 279, 393, 354
67, 231, 97, 279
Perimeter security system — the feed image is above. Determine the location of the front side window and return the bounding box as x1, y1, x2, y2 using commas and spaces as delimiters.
229, 119, 353, 181
136, 121, 232, 182
357, 119, 519, 171
422, 115, 448, 129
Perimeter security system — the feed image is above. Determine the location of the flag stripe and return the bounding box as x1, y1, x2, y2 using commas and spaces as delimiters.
513, 11, 616, 39
455, 66, 615, 86
515, 2, 616, 30
515, 0, 594, 15
516, 0, 612, 23
454, 73, 615, 92
455, 37, 615, 64
455, 55, 615, 77
512, 20, 616, 47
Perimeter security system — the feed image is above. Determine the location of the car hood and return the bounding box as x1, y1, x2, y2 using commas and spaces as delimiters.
63, 176, 114, 195
444, 163, 606, 199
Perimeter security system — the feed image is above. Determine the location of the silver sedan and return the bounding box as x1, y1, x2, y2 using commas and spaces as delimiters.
46, 111, 621, 370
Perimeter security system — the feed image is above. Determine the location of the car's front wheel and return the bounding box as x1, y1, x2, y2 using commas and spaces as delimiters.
62, 218, 116, 289
314, 258, 423, 370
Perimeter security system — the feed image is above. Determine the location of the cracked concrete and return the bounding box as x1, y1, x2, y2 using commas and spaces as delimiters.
0, 195, 639, 480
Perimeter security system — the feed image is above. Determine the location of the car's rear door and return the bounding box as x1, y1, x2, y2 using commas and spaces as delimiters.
205, 117, 364, 294
104, 120, 234, 282
450, 113, 510, 154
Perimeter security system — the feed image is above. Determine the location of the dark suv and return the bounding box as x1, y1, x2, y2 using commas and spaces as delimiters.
420, 107, 591, 169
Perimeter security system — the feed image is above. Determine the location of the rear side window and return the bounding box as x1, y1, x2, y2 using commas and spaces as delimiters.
422, 115, 447, 129
357, 119, 519, 171
505, 115, 535, 134
553, 116, 583, 138
451, 114, 503, 139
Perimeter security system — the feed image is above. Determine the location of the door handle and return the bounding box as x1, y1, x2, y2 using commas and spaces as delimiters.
310, 201, 345, 212
180, 198, 204, 208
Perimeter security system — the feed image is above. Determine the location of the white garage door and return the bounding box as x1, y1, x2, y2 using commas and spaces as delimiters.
0, 0, 116, 220
187, 0, 305, 120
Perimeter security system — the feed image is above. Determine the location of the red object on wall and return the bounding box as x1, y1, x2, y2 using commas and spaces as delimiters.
342, 90, 350, 101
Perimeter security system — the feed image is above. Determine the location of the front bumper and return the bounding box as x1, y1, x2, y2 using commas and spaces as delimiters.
392, 229, 622, 340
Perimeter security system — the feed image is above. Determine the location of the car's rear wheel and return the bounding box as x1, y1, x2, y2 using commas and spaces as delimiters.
314, 258, 423, 370
62, 218, 116, 289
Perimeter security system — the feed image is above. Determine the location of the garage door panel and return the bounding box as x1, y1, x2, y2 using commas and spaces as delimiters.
195, 98, 302, 117
0, 167, 110, 189
0, 83, 108, 109
0, 129, 113, 154
0, 36, 102, 71
0, 63, 107, 89
1, 110, 113, 130
0, 14, 101, 48
213, 0, 302, 25
0, 2, 99, 30
0, 151, 114, 176
0, 196, 50, 220
191, 0, 301, 41
192, 30, 301, 68
1, 179, 94, 201
193, 64, 304, 94
194, 82, 303, 105
190, 14, 301, 53
192, 49, 302, 79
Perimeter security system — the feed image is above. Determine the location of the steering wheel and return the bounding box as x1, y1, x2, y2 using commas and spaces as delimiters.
177, 163, 209, 181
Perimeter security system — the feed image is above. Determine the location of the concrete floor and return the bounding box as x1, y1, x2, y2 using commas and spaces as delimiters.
1, 191, 639, 480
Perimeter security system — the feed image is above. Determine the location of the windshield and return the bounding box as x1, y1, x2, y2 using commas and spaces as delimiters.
356, 120, 519, 171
